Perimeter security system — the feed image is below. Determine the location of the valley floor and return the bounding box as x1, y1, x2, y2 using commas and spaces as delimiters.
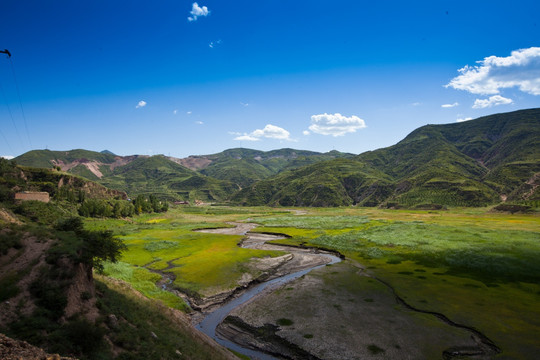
91, 206, 540, 360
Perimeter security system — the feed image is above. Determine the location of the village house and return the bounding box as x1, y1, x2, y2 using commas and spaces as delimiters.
14, 191, 50, 203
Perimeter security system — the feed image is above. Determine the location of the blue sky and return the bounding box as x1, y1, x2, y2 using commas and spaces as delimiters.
1, 0, 539, 158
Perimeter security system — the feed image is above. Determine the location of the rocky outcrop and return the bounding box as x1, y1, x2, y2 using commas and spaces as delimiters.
217, 316, 321, 360
57, 175, 127, 200
0, 333, 77, 360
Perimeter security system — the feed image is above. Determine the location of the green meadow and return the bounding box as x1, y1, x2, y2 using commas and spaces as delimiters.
86, 207, 285, 303
253, 207, 540, 359
89, 205, 540, 358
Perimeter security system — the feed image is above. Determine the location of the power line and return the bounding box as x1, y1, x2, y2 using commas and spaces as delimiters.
0, 126, 14, 154
0, 78, 22, 149
9, 57, 32, 148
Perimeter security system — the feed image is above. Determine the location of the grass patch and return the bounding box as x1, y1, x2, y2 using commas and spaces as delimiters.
255, 215, 370, 229
94, 276, 230, 360
367, 344, 385, 354
102, 261, 189, 311
86, 206, 540, 360
276, 318, 294, 326
0, 272, 22, 302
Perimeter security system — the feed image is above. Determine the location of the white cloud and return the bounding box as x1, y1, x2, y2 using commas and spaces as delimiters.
135, 100, 147, 108
234, 124, 291, 142
441, 102, 459, 108
195, 121, 204, 125
303, 130, 310, 136
308, 113, 366, 137
1, 155, 14, 160
456, 117, 473, 123
186, 111, 192, 115
446, 47, 540, 95
188, 2, 209, 21
240, 102, 249, 107
173, 109, 178, 115
234, 134, 260, 141
411, 102, 422, 106
209, 39, 222, 48
472, 95, 513, 109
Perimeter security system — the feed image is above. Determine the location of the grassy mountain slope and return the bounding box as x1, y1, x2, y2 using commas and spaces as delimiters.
15, 149, 116, 169
235, 109, 540, 207
15, 151, 238, 202
13, 109, 539, 207
232, 158, 393, 207
182, 148, 355, 187
99, 155, 238, 202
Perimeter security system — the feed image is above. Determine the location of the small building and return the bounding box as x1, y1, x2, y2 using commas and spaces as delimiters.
14, 191, 50, 203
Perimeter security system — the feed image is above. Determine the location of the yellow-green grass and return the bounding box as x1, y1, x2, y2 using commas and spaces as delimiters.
119, 228, 282, 297
90, 206, 285, 300
87, 206, 539, 357
102, 261, 190, 311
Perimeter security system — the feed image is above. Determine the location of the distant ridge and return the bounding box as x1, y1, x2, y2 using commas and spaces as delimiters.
100, 149, 116, 156
233, 108, 540, 207
14, 108, 540, 207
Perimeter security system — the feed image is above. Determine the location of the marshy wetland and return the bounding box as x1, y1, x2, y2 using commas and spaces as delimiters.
86, 206, 540, 359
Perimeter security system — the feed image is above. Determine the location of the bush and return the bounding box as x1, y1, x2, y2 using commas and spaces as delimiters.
14, 201, 67, 225
493, 204, 532, 214
0, 226, 23, 255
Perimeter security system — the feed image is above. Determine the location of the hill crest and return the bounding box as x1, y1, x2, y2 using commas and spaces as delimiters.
13, 108, 540, 207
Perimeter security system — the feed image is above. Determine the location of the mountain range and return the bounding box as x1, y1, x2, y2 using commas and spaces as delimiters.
14, 108, 540, 207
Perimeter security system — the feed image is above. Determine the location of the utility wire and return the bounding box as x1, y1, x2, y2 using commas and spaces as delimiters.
9, 57, 32, 148
0, 79, 22, 150
0, 126, 14, 155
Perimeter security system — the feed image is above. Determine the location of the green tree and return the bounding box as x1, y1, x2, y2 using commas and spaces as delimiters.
55, 217, 127, 275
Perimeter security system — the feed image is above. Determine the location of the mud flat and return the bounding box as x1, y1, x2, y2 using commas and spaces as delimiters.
195, 222, 499, 359
194, 223, 341, 359
221, 260, 500, 359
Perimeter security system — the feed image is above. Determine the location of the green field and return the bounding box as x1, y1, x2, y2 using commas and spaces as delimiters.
88, 207, 285, 303
252, 207, 540, 359
90, 205, 540, 359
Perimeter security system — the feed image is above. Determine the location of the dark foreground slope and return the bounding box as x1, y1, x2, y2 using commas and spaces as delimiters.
234, 109, 540, 207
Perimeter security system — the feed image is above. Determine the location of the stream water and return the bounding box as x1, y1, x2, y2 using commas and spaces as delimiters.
190, 223, 500, 360
194, 224, 342, 360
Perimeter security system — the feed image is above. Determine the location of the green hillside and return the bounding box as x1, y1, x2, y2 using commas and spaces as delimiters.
232, 158, 393, 207
13, 109, 540, 207
235, 109, 540, 207
14, 151, 238, 203
198, 148, 355, 186
99, 155, 238, 202
15, 149, 116, 169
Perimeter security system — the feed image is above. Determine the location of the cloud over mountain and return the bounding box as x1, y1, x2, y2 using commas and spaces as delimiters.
446, 47, 540, 95
473, 95, 513, 109
234, 124, 291, 141
309, 113, 366, 137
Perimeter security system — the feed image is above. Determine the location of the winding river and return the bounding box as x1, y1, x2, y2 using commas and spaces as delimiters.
190, 223, 499, 360
194, 223, 342, 360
